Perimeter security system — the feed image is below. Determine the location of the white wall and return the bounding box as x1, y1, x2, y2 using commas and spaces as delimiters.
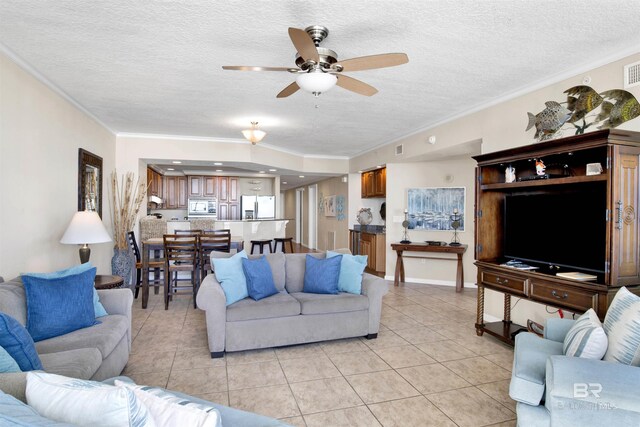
0, 52, 116, 278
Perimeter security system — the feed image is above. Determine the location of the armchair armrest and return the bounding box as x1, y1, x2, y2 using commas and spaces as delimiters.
97, 288, 133, 349
361, 273, 389, 335
544, 318, 575, 343
195, 274, 227, 356
546, 355, 640, 425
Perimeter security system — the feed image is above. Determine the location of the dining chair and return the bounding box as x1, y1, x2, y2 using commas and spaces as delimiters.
174, 229, 202, 236
199, 229, 231, 279
128, 231, 164, 298
163, 234, 199, 309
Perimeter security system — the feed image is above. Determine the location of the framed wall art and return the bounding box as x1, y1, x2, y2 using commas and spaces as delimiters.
407, 187, 465, 231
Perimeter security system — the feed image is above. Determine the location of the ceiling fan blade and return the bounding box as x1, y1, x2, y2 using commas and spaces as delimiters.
336, 75, 378, 96
222, 66, 292, 72
337, 53, 409, 72
276, 81, 300, 98
288, 27, 319, 63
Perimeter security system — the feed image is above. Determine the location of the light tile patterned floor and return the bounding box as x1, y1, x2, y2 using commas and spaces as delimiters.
127, 282, 516, 426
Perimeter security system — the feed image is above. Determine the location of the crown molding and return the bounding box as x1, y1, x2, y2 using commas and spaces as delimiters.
0, 42, 116, 135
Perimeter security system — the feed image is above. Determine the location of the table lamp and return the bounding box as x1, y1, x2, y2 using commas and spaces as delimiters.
60, 211, 112, 263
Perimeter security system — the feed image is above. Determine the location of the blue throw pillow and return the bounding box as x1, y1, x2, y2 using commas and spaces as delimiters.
0, 345, 21, 373
327, 251, 368, 294
213, 250, 249, 306
23, 263, 108, 319
303, 254, 342, 294
242, 256, 278, 301
22, 267, 100, 342
0, 313, 42, 371
0, 390, 74, 426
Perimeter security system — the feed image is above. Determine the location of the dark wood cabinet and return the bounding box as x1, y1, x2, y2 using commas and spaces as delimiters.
188, 176, 203, 197
163, 176, 188, 209
355, 231, 386, 275
474, 130, 640, 345
217, 177, 239, 219
147, 168, 163, 198
203, 176, 217, 197
361, 167, 386, 198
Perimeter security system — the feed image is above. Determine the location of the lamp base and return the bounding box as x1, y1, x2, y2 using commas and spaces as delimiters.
400, 240, 412, 244
79, 244, 91, 264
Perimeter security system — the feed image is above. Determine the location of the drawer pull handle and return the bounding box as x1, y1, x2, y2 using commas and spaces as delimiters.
496, 277, 509, 284
551, 290, 568, 299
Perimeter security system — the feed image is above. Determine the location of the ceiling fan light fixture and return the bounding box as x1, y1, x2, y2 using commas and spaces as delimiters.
242, 121, 266, 145
296, 70, 337, 96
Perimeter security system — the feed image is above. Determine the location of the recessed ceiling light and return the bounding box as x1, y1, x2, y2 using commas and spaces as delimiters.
216, 169, 223, 172
282, 181, 288, 184
167, 168, 175, 171
299, 175, 305, 178
269, 169, 277, 172
357, 170, 363, 173
213, 162, 223, 166
172, 161, 182, 164
259, 171, 266, 174
376, 165, 382, 168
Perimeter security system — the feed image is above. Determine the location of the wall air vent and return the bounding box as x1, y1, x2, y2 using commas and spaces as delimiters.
395, 144, 403, 155
624, 60, 640, 89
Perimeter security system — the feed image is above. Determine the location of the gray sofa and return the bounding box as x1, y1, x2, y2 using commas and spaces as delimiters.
196, 252, 388, 357
0, 276, 133, 400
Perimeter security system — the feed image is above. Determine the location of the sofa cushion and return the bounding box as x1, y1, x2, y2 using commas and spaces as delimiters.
510, 332, 563, 406
226, 292, 300, 322
563, 308, 608, 359
0, 345, 20, 373
0, 279, 27, 325
34, 314, 128, 360
39, 348, 102, 380
22, 267, 99, 342
290, 292, 369, 315
249, 252, 286, 292
284, 253, 325, 293
0, 313, 43, 371
603, 287, 640, 366
0, 390, 74, 426
242, 256, 278, 301
303, 255, 342, 295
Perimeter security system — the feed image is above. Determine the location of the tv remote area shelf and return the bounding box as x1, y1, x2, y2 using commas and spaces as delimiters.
473, 129, 640, 345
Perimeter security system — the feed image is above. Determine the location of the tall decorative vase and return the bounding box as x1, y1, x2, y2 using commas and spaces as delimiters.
111, 247, 133, 288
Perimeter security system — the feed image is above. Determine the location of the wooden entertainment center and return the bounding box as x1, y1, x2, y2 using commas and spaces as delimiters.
473, 130, 640, 345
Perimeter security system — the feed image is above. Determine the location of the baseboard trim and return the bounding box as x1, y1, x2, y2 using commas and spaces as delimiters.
383, 276, 477, 289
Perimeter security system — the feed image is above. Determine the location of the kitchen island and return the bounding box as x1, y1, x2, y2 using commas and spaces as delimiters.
140, 217, 290, 246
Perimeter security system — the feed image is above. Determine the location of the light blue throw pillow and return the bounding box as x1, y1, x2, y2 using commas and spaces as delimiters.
0, 345, 21, 373
603, 287, 640, 366
241, 256, 278, 301
303, 254, 342, 294
0, 390, 74, 426
22, 267, 100, 342
23, 263, 108, 318
0, 313, 42, 371
213, 250, 249, 306
327, 251, 368, 294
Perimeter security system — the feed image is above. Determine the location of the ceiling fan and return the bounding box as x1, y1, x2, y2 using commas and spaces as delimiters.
222, 25, 409, 98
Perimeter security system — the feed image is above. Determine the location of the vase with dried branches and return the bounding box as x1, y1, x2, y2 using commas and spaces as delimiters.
109, 171, 147, 286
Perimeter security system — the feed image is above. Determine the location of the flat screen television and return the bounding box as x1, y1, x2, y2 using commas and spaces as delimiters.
503, 191, 606, 273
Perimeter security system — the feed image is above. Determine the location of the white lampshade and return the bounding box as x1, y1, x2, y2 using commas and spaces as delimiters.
61, 211, 112, 245
241, 122, 266, 145
296, 71, 337, 95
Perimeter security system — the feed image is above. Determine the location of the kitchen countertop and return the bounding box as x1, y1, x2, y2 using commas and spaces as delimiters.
350, 225, 386, 234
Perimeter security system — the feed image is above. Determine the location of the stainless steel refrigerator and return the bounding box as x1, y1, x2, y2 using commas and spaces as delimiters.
240, 195, 276, 219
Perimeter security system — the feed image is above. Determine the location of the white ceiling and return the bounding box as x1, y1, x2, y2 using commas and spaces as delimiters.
2, 1, 640, 158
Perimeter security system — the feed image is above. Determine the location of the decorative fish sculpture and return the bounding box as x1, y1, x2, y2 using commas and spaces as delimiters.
526, 101, 572, 140
596, 90, 640, 129
564, 85, 603, 123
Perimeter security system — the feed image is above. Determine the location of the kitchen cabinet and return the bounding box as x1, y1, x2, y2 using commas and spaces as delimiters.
351, 230, 386, 275
217, 177, 240, 220
163, 176, 188, 209
177, 177, 187, 208
203, 176, 218, 197
473, 129, 640, 345
361, 167, 386, 198
147, 168, 163, 198
188, 176, 203, 197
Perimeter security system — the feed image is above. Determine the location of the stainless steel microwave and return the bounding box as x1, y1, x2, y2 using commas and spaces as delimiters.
187, 198, 217, 218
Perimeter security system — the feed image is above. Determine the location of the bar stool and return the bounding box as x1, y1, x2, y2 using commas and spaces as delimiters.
273, 237, 295, 253
163, 234, 199, 310
250, 239, 273, 254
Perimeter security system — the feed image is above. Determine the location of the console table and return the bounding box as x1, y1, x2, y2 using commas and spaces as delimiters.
94, 275, 124, 290
391, 243, 467, 291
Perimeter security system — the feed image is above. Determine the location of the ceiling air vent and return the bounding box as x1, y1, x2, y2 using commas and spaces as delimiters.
395, 144, 403, 155
624, 61, 640, 89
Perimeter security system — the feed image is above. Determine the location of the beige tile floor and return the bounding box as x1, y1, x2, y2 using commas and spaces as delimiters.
126, 282, 516, 427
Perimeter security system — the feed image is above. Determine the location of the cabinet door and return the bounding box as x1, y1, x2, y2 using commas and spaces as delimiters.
188, 176, 202, 197
154, 173, 163, 198
229, 177, 239, 202
366, 172, 375, 197
203, 177, 218, 197
359, 233, 376, 270
218, 203, 229, 220
177, 177, 188, 208
611, 146, 640, 285
219, 177, 229, 201
164, 177, 177, 209
229, 203, 240, 220
374, 168, 386, 197
361, 172, 374, 198
147, 168, 154, 194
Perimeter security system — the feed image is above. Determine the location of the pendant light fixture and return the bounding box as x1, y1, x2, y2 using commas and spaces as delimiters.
242, 121, 266, 145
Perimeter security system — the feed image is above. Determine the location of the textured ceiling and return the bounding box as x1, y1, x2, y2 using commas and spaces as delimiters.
2, 1, 640, 157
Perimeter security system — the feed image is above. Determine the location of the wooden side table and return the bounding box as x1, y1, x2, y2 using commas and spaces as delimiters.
390, 243, 468, 292
94, 274, 124, 290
